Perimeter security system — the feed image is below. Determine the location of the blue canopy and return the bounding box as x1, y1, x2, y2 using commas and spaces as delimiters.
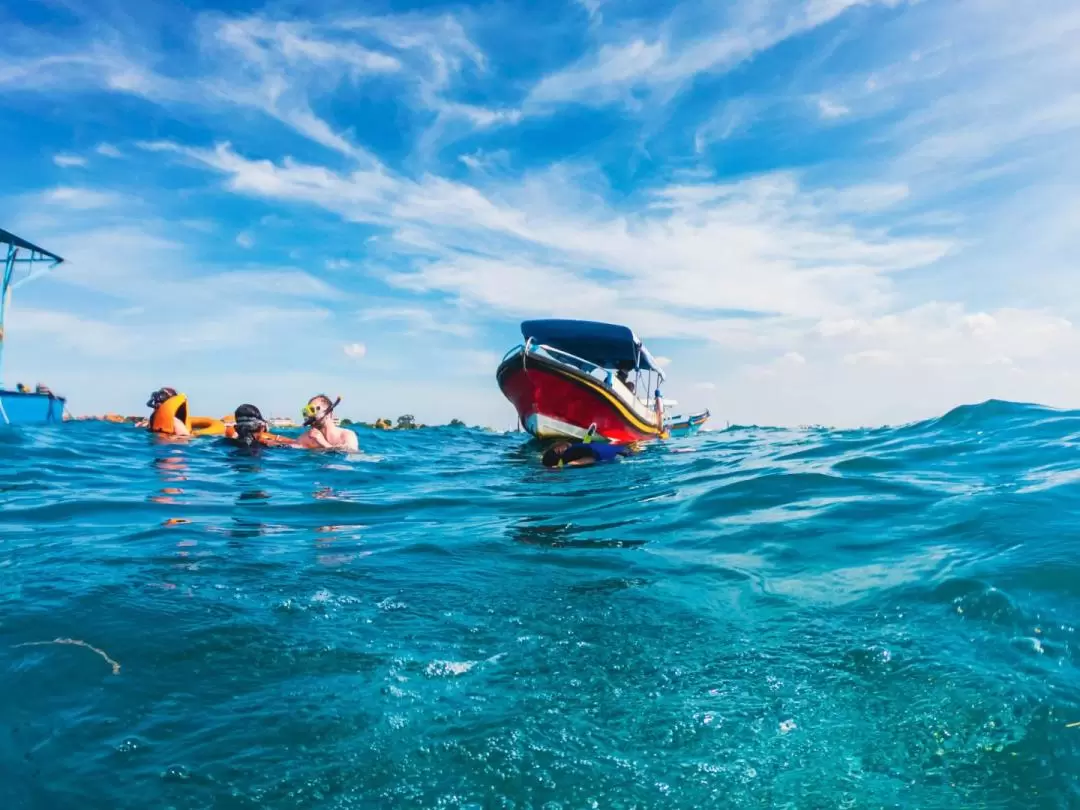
0, 228, 64, 263
521, 319, 665, 380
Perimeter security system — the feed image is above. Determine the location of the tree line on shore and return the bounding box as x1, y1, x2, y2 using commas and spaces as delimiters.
340, 415, 471, 430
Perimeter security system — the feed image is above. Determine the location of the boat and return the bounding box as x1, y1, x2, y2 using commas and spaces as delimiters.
0, 228, 66, 426
496, 318, 710, 443
665, 407, 711, 437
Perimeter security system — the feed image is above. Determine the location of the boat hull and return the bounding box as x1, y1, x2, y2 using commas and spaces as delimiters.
497, 350, 662, 443
0, 390, 65, 425
666, 410, 710, 437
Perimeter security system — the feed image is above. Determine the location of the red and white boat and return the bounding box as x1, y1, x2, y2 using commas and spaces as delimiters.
497, 319, 708, 443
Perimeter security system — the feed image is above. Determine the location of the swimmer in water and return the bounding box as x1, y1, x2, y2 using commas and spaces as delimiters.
145, 387, 189, 436
226, 404, 297, 449
541, 439, 635, 468
297, 394, 359, 451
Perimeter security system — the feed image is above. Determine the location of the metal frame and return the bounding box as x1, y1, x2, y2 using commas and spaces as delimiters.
0, 229, 64, 389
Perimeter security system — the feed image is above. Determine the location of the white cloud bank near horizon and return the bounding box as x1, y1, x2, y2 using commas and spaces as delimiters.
1, 0, 1079, 427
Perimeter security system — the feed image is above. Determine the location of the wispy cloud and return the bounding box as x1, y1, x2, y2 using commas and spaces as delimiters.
41, 187, 121, 209
358, 306, 474, 337
146, 140, 950, 337
343, 342, 367, 359
816, 97, 850, 119
235, 231, 254, 248
525, 0, 899, 112
52, 153, 87, 168
95, 143, 123, 158
0, 7, 509, 161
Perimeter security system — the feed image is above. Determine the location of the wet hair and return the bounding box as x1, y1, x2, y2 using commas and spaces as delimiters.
541, 446, 562, 468
233, 403, 266, 447
543, 443, 597, 468
147, 387, 177, 409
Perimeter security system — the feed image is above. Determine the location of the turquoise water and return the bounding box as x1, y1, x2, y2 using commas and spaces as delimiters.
2, 400, 1079, 808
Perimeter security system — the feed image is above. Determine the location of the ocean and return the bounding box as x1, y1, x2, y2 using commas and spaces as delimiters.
2, 399, 1078, 808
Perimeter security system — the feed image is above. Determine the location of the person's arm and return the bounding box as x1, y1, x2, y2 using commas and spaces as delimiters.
173, 417, 190, 436
344, 430, 359, 451
302, 429, 334, 449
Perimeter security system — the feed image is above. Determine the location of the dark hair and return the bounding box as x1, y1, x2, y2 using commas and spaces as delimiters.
233, 404, 266, 447
542, 447, 561, 468
147, 387, 177, 409
235, 403, 264, 422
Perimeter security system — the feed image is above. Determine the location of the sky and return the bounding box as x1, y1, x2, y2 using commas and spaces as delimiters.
1, 0, 1078, 428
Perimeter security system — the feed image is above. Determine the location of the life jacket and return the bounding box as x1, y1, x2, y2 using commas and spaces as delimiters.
149, 393, 227, 436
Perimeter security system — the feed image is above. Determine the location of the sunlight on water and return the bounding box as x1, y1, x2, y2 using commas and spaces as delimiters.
2, 401, 1080, 808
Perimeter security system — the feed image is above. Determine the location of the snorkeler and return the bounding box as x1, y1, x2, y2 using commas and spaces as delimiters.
225, 404, 296, 448
542, 426, 639, 468
145, 387, 189, 436
297, 394, 359, 451
542, 440, 632, 468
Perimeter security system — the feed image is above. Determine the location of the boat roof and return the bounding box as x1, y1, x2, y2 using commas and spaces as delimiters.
0, 228, 64, 264
521, 319, 666, 379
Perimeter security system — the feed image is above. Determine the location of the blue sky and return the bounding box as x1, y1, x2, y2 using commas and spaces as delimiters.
1, 0, 1078, 427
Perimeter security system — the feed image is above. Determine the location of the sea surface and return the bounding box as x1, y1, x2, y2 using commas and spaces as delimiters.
2, 400, 1080, 809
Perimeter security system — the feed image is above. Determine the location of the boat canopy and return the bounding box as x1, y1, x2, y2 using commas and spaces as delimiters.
0, 228, 64, 263
521, 319, 666, 380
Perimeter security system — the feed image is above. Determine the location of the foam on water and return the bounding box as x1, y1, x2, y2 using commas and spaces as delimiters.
2, 401, 1080, 808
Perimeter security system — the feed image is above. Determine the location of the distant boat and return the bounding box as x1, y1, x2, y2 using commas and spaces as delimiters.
496, 318, 709, 443
664, 407, 711, 437
0, 228, 66, 426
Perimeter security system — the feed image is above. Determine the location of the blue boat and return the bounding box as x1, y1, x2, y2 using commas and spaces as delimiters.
0, 228, 67, 426
665, 408, 711, 438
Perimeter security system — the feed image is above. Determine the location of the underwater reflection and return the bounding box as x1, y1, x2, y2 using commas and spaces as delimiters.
150, 450, 190, 530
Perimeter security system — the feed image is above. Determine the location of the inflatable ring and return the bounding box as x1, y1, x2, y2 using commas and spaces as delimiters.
150, 394, 227, 437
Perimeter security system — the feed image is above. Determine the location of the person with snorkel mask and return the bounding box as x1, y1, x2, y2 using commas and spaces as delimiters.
225, 404, 297, 449
144, 387, 189, 436
297, 394, 359, 451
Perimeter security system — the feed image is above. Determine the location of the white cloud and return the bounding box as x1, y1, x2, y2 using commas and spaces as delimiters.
577, 0, 607, 22
53, 154, 87, 168
458, 149, 511, 173
6, 307, 133, 357
526, 0, 897, 111
145, 142, 951, 335
843, 348, 896, 365
817, 97, 851, 119
236, 231, 254, 248
694, 381, 718, 390
343, 342, 367, 358
0, 9, 506, 160
95, 143, 123, 158
41, 187, 120, 209
358, 306, 474, 337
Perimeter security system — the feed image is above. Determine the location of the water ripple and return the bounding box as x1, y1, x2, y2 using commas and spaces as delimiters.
2, 400, 1079, 808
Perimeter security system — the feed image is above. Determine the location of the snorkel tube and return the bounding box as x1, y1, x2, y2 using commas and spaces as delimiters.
302, 395, 342, 428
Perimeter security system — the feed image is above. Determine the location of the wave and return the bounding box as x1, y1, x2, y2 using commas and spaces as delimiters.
2, 400, 1079, 807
